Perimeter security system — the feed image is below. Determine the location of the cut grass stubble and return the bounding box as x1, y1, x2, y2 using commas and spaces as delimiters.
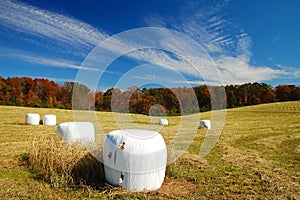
26, 134, 105, 188
1, 102, 299, 199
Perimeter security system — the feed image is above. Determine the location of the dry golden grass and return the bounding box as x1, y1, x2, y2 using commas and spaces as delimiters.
0, 102, 299, 199
27, 134, 105, 188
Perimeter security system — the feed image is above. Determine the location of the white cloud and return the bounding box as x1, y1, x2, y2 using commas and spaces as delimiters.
142, 14, 168, 28
0, 0, 288, 87
0, 0, 107, 53
0, 0, 108, 72
143, 1, 286, 85
173, 80, 217, 86
216, 55, 283, 84
26, 76, 76, 83
275, 64, 300, 79
10, 52, 100, 71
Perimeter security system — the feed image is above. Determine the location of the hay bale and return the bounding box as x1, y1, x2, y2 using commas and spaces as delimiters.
43, 114, 56, 126
103, 129, 167, 192
25, 113, 40, 125
57, 122, 95, 146
200, 120, 211, 129
159, 119, 168, 126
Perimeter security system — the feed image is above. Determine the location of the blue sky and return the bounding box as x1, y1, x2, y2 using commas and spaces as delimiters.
0, 0, 299, 91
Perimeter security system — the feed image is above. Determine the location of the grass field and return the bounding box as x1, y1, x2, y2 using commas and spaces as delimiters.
0, 102, 299, 199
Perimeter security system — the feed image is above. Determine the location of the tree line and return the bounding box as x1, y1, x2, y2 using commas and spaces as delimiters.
0, 76, 299, 115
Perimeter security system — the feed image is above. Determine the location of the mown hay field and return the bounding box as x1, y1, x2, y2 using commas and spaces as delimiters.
0, 102, 299, 199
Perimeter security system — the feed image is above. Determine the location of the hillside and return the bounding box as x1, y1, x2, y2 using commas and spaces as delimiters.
0, 102, 299, 199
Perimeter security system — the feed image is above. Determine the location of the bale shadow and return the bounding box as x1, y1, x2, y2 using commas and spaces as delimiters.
5, 122, 27, 125
71, 153, 106, 189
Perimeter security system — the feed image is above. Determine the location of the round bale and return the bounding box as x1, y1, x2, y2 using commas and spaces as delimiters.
43, 114, 56, 126
25, 113, 40, 125
103, 129, 167, 192
159, 119, 168, 126
57, 122, 95, 146
200, 120, 211, 129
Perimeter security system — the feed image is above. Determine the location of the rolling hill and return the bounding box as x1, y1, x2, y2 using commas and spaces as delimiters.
0, 102, 299, 199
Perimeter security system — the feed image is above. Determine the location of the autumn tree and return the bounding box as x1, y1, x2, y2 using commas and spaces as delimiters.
275, 85, 299, 101
95, 91, 103, 111
0, 76, 298, 115
194, 85, 211, 111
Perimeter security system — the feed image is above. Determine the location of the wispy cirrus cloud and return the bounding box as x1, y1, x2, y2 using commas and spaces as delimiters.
0, 0, 287, 87
275, 64, 300, 81
216, 55, 283, 84
0, 0, 107, 55
15, 54, 100, 72
26, 76, 77, 84
0, 46, 99, 71
143, 0, 285, 85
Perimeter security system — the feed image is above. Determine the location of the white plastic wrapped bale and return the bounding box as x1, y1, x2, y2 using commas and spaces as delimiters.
200, 120, 211, 129
57, 122, 95, 146
25, 113, 40, 125
103, 129, 167, 191
43, 114, 56, 126
159, 119, 168, 126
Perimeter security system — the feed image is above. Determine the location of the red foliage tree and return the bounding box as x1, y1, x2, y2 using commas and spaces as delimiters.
0, 76, 298, 115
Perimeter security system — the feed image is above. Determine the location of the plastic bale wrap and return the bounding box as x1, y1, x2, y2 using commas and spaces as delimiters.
103, 129, 167, 192
57, 122, 95, 146
25, 113, 40, 125
43, 114, 57, 126
200, 120, 211, 129
159, 119, 168, 126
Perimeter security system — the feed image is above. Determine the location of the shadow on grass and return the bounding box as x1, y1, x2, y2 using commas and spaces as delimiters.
19, 151, 106, 189
71, 153, 106, 189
